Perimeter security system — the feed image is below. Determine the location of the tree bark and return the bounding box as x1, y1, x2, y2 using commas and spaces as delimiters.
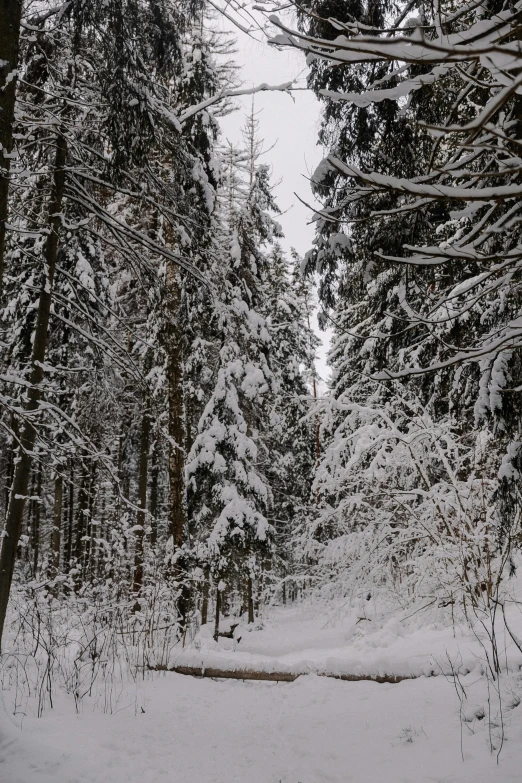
31, 463, 42, 575
213, 585, 221, 642
247, 576, 254, 624
50, 472, 63, 576
149, 439, 159, 548
133, 401, 150, 603
166, 259, 189, 628
86, 460, 97, 583
65, 460, 74, 568
74, 460, 88, 567
201, 565, 210, 625
0, 130, 67, 648
4, 418, 17, 515
0, 0, 23, 300
24, 468, 36, 564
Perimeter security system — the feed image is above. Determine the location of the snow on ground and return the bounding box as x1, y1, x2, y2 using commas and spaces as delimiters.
3, 603, 522, 782
3, 669, 522, 783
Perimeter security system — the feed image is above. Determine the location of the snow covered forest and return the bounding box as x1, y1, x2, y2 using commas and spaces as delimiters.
3, 1, 522, 781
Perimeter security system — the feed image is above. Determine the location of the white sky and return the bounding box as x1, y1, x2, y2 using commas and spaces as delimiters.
216, 23, 332, 388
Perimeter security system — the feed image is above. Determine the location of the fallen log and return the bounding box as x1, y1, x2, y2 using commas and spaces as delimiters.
332, 672, 417, 684
170, 665, 297, 682
150, 664, 419, 684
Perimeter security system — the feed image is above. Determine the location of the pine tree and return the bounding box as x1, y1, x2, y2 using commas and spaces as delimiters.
263, 245, 318, 598
271, 0, 522, 607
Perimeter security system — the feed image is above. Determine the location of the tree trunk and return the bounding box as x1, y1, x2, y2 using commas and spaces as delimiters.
96, 482, 107, 582
24, 469, 36, 564
0, 129, 67, 648
65, 460, 74, 569
254, 567, 264, 614
31, 462, 42, 576
86, 461, 97, 583
166, 259, 189, 628
149, 439, 159, 548
74, 461, 88, 567
0, 0, 23, 300
201, 565, 210, 625
247, 576, 254, 624
133, 401, 150, 603
5, 418, 17, 515
213, 585, 221, 642
50, 472, 63, 576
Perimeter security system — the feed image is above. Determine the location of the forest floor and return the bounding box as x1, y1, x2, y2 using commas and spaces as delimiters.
3, 604, 522, 782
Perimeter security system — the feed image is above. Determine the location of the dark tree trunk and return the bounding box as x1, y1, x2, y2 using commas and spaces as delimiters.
65, 460, 74, 569
96, 483, 107, 582
166, 260, 189, 628
50, 473, 63, 576
201, 565, 210, 626
24, 469, 36, 565
0, 130, 67, 648
149, 439, 159, 548
5, 418, 18, 525
74, 462, 89, 568
86, 461, 97, 583
133, 401, 150, 603
247, 576, 255, 624
213, 585, 221, 642
31, 463, 42, 576
0, 0, 23, 300
255, 569, 263, 614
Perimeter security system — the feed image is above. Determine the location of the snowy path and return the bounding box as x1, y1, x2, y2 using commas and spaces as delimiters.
165, 603, 522, 680
3, 671, 522, 783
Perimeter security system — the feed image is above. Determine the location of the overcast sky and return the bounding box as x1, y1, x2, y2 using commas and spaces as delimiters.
216, 21, 332, 387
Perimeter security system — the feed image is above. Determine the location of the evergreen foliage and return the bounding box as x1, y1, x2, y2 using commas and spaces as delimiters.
0, 3, 317, 647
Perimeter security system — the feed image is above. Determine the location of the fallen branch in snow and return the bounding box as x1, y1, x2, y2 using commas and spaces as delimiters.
150, 664, 419, 684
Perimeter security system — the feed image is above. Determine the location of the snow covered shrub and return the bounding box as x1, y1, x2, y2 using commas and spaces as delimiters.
0, 576, 185, 716
299, 391, 513, 622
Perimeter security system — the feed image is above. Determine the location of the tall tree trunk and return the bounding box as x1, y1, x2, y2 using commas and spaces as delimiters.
75, 459, 96, 584
65, 460, 74, 569
0, 130, 67, 647
149, 438, 159, 548
5, 418, 17, 515
200, 565, 210, 626
247, 576, 255, 624
166, 260, 189, 629
86, 461, 97, 583
31, 462, 42, 576
213, 585, 221, 642
24, 469, 36, 564
96, 481, 107, 582
50, 472, 63, 576
74, 461, 88, 567
0, 0, 23, 300
133, 401, 150, 604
